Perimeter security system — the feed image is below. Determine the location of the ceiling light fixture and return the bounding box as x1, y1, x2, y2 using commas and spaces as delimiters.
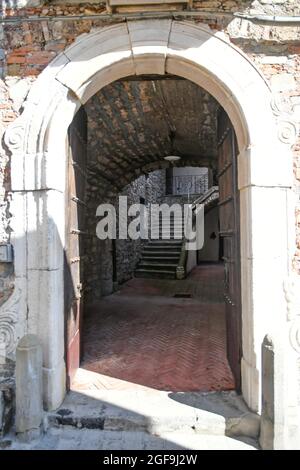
164, 130, 181, 164
164, 155, 181, 162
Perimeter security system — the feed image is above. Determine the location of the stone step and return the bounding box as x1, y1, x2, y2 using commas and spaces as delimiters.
137, 262, 178, 270
149, 233, 184, 238
135, 269, 176, 279
143, 248, 182, 255
149, 225, 184, 231
150, 219, 184, 224
150, 225, 184, 230
149, 237, 184, 241
149, 234, 184, 238
148, 239, 183, 244
141, 251, 182, 257
149, 232, 184, 237
47, 390, 260, 447
37, 429, 257, 450
8, 429, 258, 450
145, 238, 183, 243
148, 233, 184, 237
147, 243, 183, 248
141, 256, 180, 263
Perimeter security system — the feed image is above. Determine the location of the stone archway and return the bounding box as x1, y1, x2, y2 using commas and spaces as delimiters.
4, 19, 293, 414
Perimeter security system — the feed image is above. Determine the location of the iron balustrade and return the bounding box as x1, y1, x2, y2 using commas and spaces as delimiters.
166, 174, 208, 196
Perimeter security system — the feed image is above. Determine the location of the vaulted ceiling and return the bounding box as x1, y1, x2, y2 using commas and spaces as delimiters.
84, 76, 220, 191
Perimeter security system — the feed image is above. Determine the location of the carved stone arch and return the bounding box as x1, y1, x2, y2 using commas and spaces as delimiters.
3, 19, 294, 413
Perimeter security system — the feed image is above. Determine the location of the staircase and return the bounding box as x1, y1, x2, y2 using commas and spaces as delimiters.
135, 215, 184, 279
134, 187, 220, 280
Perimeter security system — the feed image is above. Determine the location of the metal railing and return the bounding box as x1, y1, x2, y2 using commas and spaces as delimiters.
166, 174, 208, 196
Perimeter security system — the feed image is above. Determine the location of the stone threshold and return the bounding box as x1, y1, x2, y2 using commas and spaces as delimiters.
47, 389, 260, 446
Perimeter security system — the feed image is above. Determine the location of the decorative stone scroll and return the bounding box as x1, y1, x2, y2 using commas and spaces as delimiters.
290, 318, 300, 355
4, 122, 26, 154
283, 275, 300, 352
0, 287, 20, 358
271, 93, 299, 146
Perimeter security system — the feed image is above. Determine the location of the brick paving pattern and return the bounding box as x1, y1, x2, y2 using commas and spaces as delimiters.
77, 264, 235, 392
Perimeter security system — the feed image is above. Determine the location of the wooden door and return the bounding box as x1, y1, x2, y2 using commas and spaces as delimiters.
65, 107, 88, 388
217, 110, 242, 390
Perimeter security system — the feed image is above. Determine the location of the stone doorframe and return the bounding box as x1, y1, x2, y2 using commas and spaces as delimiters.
4, 20, 295, 418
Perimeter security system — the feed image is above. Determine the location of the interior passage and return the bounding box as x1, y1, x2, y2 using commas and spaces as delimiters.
74, 264, 235, 392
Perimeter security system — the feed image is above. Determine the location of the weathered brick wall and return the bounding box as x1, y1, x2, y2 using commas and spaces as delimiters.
1, 1, 300, 16
0, 1, 300, 437
1, 2, 299, 77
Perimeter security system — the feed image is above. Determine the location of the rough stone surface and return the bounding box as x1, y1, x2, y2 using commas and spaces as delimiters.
83, 77, 217, 299
226, 412, 261, 439
85, 80, 218, 183
83, 163, 208, 301
15, 335, 43, 438
5, 388, 259, 449
259, 335, 275, 450
7, 428, 258, 450
84, 169, 167, 302
0, 5, 298, 299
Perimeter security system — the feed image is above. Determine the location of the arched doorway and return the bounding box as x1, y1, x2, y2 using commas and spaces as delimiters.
65, 77, 241, 394
5, 20, 292, 413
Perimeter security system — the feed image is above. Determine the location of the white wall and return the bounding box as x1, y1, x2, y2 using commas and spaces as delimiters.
198, 206, 219, 262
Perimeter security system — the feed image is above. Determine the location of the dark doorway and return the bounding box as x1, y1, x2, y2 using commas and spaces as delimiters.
64, 77, 242, 393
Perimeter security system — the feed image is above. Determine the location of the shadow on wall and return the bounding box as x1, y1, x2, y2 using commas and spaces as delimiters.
48, 391, 191, 450
168, 391, 260, 443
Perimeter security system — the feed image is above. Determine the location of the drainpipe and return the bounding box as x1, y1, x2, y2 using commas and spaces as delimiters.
1, 10, 300, 25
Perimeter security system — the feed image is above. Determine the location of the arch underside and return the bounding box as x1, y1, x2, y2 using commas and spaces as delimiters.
84, 76, 220, 193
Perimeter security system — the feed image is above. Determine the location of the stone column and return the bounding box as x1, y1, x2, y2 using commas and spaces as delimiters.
16, 334, 43, 441
259, 335, 274, 450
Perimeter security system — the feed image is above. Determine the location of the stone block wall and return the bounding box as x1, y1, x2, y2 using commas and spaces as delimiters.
115, 169, 167, 286
83, 168, 166, 302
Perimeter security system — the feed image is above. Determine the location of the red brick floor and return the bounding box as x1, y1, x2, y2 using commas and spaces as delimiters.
77, 264, 235, 392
